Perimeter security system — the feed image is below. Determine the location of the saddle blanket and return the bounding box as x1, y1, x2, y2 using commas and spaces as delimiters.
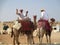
20, 21, 34, 31
21, 21, 34, 31
38, 20, 51, 31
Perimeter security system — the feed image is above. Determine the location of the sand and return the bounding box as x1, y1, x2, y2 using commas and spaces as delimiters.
0, 31, 60, 45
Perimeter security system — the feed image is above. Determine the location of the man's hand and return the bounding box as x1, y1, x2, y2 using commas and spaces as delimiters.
26, 11, 28, 16
16, 9, 18, 14
26, 11, 28, 13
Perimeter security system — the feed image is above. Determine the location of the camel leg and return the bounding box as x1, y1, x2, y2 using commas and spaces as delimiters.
27, 32, 33, 45
45, 31, 51, 45
39, 34, 44, 45
15, 30, 20, 45
13, 36, 15, 45
38, 28, 40, 44
39, 28, 44, 45
45, 33, 48, 43
48, 30, 51, 45
31, 34, 35, 44
49, 33, 51, 45
49, 36, 51, 45
27, 34, 30, 45
29, 34, 33, 45
29, 33, 34, 45
13, 29, 20, 45
15, 36, 20, 45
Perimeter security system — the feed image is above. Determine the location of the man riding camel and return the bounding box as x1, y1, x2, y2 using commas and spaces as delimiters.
16, 9, 31, 21
40, 9, 49, 21
14, 9, 34, 31
38, 9, 51, 30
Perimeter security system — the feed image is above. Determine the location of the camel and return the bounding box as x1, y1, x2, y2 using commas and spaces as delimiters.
11, 16, 37, 45
36, 18, 55, 45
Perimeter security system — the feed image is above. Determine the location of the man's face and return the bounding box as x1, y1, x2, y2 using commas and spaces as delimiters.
20, 10, 23, 13
26, 11, 28, 13
41, 10, 44, 12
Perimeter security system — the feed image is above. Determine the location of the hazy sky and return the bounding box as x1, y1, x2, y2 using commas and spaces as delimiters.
0, 0, 60, 22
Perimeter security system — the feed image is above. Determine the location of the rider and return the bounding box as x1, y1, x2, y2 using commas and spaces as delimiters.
16, 9, 34, 31
38, 9, 51, 30
16, 9, 31, 21
40, 9, 49, 21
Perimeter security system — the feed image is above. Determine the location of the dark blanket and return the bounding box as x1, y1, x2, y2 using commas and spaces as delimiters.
19, 20, 34, 31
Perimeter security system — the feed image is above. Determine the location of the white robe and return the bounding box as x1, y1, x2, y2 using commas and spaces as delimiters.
41, 11, 49, 20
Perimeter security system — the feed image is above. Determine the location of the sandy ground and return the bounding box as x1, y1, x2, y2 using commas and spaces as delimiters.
0, 31, 60, 45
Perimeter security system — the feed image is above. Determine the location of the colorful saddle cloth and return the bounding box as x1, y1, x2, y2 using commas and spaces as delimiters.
37, 19, 51, 31
19, 20, 34, 31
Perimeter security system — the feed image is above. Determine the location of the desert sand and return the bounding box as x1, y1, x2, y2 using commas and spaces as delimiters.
0, 31, 60, 45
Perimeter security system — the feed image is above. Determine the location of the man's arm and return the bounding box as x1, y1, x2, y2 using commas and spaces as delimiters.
16, 9, 20, 15
25, 11, 28, 16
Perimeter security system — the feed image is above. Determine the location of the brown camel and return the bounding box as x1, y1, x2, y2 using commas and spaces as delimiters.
36, 18, 55, 45
11, 16, 37, 45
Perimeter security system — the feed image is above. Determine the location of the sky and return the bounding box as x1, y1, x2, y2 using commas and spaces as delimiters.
0, 0, 60, 22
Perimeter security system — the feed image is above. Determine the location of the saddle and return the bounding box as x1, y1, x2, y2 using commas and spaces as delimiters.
18, 20, 34, 31
38, 19, 51, 31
